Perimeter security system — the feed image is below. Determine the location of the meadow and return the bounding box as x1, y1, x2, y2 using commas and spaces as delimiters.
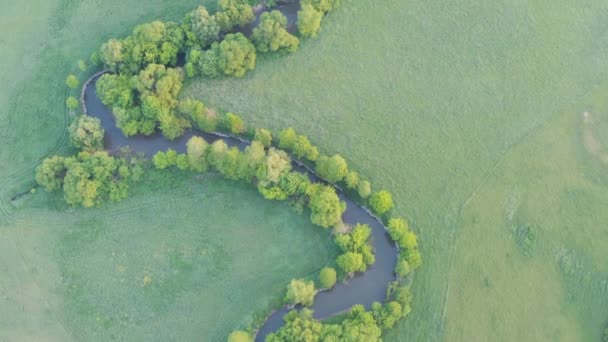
2, 0, 608, 341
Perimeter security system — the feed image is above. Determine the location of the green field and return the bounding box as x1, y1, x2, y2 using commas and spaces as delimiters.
2, 0, 608, 341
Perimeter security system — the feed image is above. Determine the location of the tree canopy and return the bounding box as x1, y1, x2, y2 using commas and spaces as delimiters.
68, 115, 104, 151
252, 11, 299, 54
285, 278, 316, 307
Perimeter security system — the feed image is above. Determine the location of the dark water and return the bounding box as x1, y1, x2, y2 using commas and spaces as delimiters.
84, 3, 398, 336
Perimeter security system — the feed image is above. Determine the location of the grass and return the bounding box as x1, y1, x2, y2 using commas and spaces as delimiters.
2, 0, 608, 341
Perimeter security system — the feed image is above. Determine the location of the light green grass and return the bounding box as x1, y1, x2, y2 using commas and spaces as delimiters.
2, 0, 608, 341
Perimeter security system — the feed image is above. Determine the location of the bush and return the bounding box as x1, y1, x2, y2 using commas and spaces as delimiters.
297, 4, 323, 38
66, 96, 79, 110
345, 170, 360, 189
66, 74, 79, 89
318, 267, 337, 289
186, 136, 209, 172
315, 154, 348, 183
358, 180, 372, 198
387, 217, 410, 242
254, 128, 272, 147
369, 190, 393, 215
36, 156, 66, 192
222, 112, 246, 134
285, 278, 316, 306
395, 258, 410, 278
68, 115, 104, 151
307, 183, 344, 228
252, 10, 299, 53
227, 330, 252, 342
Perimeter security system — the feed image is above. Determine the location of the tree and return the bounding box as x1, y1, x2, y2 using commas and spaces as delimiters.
344, 171, 359, 189
257, 148, 292, 200
153, 149, 177, 169
36, 156, 66, 191
66, 96, 79, 110
302, 0, 341, 13
316, 154, 348, 183
372, 301, 403, 329
68, 115, 105, 151
237, 141, 267, 181
318, 267, 337, 289
340, 305, 382, 342
227, 330, 252, 342
285, 278, 316, 307
395, 258, 410, 278
266, 309, 322, 342
358, 180, 371, 199
369, 190, 393, 215
336, 252, 364, 273
387, 217, 409, 242
252, 11, 299, 53
222, 112, 246, 134
297, 4, 323, 38
215, 0, 255, 31
66, 74, 79, 89
77, 59, 87, 72
307, 183, 344, 228
184, 6, 220, 47
186, 136, 209, 172
254, 128, 272, 147
219, 33, 257, 77
99, 39, 123, 71
404, 248, 422, 270
278, 127, 297, 150
178, 98, 217, 132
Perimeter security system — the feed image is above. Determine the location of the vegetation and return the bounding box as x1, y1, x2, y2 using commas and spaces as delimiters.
285, 278, 316, 307
369, 190, 393, 215
68, 115, 104, 151
315, 154, 348, 183
297, 5, 323, 38
318, 266, 337, 289
252, 11, 299, 54
307, 183, 344, 228
66, 74, 80, 89
227, 330, 253, 342
335, 223, 374, 273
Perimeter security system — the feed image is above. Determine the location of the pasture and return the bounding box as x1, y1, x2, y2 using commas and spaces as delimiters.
1, 0, 608, 341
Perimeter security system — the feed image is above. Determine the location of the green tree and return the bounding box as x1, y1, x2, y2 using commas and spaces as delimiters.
285, 278, 316, 307
66, 96, 79, 111
184, 6, 220, 47
252, 10, 299, 53
297, 4, 323, 38
186, 136, 209, 172
77, 59, 87, 71
68, 115, 105, 151
178, 98, 217, 132
387, 217, 410, 242
227, 330, 252, 342
340, 305, 382, 342
395, 258, 410, 278
344, 171, 359, 189
307, 183, 344, 228
369, 190, 393, 215
357, 179, 371, 199
266, 309, 322, 342
222, 112, 246, 134
336, 251, 364, 273
36, 156, 66, 192
278, 127, 297, 150
219, 33, 257, 77
316, 154, 348, 183
302, 0, 341, 13
66, 74, 79, 89
254, 128, 272, 147
372, 301, 403, 329
257, 148, 292, 200
99, 39, 123, 71
216, 0, 255, 31
318, 267, 337, 289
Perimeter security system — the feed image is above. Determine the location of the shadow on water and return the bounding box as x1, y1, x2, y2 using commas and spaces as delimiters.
83, 4, 398, 338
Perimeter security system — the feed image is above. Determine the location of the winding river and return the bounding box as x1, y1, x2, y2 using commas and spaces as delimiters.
82, 3, 399, 340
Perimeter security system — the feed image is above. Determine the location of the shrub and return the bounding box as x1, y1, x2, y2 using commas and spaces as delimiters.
319, 267, 337, 289
68, 115, 104, 151
36, 156, 66, 191
369, 190, 393, 215
66, 96, 79, 110
227, 330, 252, 342
307, 183, 344, 228
222, 112, 246, 134
345, 171, 360, 189
285, 279, 316, 306
252, 11, 299, 53
186, 136, 209, 172
358, 180, 372, 198
66, 74, 80, 89
254, 128, 272, 147
387, 217, 410, 242
315, 154, 348, 183
297, 4, 323, 38
395, 259, 410, 278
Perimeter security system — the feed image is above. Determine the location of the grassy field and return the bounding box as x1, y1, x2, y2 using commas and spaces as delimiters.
2, 0, 608, 341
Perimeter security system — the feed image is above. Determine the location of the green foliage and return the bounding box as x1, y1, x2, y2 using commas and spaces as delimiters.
36, 155, 67, 192
357, 180, 371, 199
386, 283, 413, 315
278, 171, 310, 197
184, 6, 220, 48
372, 301, 403, 329
153, 149, 178, 169
316, 154, 348, 183
297, 4, 323, 38
285, 278, 316, 307
38, 151, 143, 207
307, 183, 344, 228
68, 115, 105, 151
186, 136, 209, 172
66, 74, 79, 89
395, 258, 410, 278
238, 140, 267, 181
278, 127, 297, 150
178, 98, 217, 132
302, 0, 341, 13
339, 305, 382, 341
387, 217, 410, 242
318, 267, 337, 289
222, 112, 246, 134
344, 171, 359, 190
253, 128, 272, 147
216, 0, 255, 32
257, 148, 292, 200
77, 59, 87, 72
335, 224, 375, 273
190, 33, 256, 78
278, 127, 319, 160
208, 140, 242, 180
252, 11, 299, 54
369, 190, 393, 215
266, 309, 322, 342
66, 96, 79, 110
227, 330, 252, 342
